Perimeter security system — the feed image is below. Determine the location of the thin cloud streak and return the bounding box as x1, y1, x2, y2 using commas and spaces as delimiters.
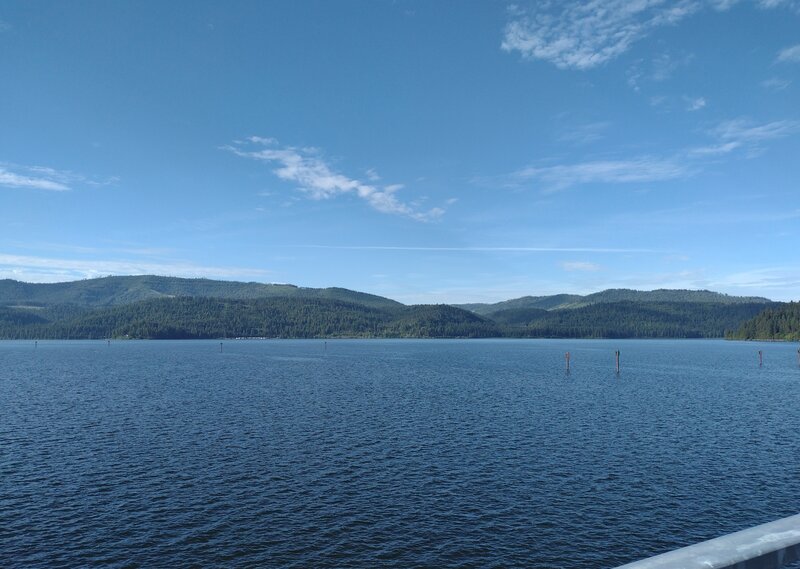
0, 253, 270, 283
514, 157, 690, 193
560, 261, 602, 272
777, 44, 800, 63
557, 121, 611, 145
690, 118, 800, 156
0, 168, 70, 191
509, 117, 798, 192
713, 268, 800, 288
0, 163, 118, 191
302, 245, 660, 253
226, 137, 445, 221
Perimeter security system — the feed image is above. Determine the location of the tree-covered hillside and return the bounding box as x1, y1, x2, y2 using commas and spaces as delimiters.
458, 289, 771, 316
457, 294, 583, 316
727, 302, 800, 341
0, 276, 402, 310
383, 305, 500, 338
0, 276, 778, 340
0, 297, 498, 340
508, 301, 771, 339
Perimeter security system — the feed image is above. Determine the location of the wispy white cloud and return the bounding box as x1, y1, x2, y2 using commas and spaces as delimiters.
0, 168, 70, 191
708, 0, 740, 8
710, 266, 800, 297
713, 1, 800, 13
653, 52, 695, 81
0, 253, 270, 283
501, 1, 702, 70
609, 204, 800, 227
777, 44, 800, 63
506, 117, 797, 192
560, 261, 602, 272
684, 96, 707, 111
5, 240, 179, 258
760, 0, 800, 11
761, 77, 792, 90
689, 118, 800, 156
503, 1, 798, 70
706, 0, 798, 9
557, 121, 611, 145
627, 51, 694, 92
0, 163, 117, 191
513, 157, 690, 192
225, 137, 445, 221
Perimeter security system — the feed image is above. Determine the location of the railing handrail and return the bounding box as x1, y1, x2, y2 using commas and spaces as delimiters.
615, 513, 800, 569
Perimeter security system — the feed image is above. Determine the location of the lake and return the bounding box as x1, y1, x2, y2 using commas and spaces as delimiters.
2, 339, 800, 568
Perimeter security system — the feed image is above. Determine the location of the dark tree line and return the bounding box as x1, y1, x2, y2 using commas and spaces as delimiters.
506, 301, 771, 339
0, 296, 774, 340
727, 302, 800, 341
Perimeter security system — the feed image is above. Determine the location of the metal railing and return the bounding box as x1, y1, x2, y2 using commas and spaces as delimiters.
615, 513, 800, 569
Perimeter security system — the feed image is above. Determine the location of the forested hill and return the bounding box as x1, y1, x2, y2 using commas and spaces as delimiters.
727, 302, 800, 341
0, 276, 780, 340
505, 301, 770, 339
0, 275, 402, 310
457, 289, 771, 316
0, 297, 500, 340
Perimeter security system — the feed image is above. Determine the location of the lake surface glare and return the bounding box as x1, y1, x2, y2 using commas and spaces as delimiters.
2, 339, 800, 568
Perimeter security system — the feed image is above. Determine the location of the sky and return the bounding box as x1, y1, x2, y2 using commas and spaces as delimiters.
1, 0, 799, 303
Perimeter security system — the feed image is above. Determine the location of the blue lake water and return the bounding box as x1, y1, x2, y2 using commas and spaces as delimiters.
2, 339, 800, 568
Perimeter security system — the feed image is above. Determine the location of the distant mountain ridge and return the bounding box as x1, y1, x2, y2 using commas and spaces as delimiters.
456, 288, 771, 316
0, 276, 779, 340
0, 275, 402, 310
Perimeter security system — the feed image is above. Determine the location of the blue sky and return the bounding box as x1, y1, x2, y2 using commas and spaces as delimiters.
1, 0, 798, 303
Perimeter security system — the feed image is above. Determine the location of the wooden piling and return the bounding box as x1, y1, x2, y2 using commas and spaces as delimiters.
565, 351, 571, 372
758, 350, 763, 367
615, 350, 620, 374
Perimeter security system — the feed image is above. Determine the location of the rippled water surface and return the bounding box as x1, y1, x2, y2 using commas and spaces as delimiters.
2, 339, 800, 568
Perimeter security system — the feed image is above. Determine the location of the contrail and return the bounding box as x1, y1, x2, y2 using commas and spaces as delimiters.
300, 245, 659, 253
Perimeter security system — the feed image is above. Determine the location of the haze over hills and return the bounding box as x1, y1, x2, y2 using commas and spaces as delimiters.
0, 276, 781, 340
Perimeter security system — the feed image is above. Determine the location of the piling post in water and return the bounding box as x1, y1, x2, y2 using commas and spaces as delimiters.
796, 347, 799, 367
759, 350, 763, 367
35, 340, 37, 349
220, 342, 223, 353
565, 351, 571, 372
615, 350, 620, 374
